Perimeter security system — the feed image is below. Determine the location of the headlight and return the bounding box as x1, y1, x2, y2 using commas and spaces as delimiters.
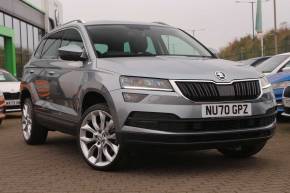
120, 76, 173, 91
260, 76, 273, 94
260, 76, 271, 89
271, 81, 290, 90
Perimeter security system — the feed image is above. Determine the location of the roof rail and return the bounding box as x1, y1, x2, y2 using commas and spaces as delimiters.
152, 22, 169, 26
62, 19, 84, 26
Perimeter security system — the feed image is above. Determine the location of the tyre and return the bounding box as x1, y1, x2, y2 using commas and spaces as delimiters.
218, 141, 267, 158
22, 98, 48, 145
78, 104, 124, 171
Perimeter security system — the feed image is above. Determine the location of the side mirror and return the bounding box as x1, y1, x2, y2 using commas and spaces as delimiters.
282, 67, 290, 72
58, 45, 87, 61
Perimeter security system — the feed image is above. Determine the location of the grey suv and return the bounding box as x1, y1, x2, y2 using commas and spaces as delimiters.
20, 20, 276, 170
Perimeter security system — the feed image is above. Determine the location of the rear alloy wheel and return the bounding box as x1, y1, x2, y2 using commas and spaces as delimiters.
22, 98, 48, 145
78, 104, 123, 170
218, 142, 267, 158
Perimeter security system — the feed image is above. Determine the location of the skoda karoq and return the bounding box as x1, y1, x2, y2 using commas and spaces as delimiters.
20, 20, 276, 170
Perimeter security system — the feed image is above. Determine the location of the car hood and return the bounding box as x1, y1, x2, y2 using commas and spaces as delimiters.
98, 56, 261, 82
267, 72, 290, 83
0, 82, 21, 93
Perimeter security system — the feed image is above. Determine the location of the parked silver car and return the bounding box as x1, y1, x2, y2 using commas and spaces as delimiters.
21, 20, 277, 170
256, 53, 290, 75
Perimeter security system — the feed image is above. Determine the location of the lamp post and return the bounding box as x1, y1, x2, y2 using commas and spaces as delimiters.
236, 0, 256, 39
273, 0, 278, 54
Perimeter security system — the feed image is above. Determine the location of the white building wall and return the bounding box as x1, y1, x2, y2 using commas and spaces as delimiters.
24, 0, 63, 31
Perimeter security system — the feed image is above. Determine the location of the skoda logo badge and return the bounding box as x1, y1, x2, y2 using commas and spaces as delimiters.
215, 71, 226, 80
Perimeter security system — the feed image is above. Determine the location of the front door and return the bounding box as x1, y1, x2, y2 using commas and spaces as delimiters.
44, 28, 86, 133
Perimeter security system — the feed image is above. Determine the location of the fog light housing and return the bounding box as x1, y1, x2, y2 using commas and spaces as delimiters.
122, 93, 147, 103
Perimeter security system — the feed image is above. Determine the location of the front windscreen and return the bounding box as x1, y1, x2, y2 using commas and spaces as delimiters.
86, 24, 213, 58
0, 71, 18, 82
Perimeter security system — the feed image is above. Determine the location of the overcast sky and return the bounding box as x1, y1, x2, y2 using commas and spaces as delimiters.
60, 0, 290, 50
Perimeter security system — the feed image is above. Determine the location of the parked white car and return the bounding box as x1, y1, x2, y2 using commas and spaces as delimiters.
0, 69, 21, 112
256, 53, 290, 75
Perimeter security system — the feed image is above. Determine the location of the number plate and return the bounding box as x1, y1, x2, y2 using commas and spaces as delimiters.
6, 100, 20, 106
202, 103, 252, 118
283, 98, 290, 107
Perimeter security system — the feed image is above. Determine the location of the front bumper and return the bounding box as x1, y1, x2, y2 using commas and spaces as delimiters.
110, 89, 276, 147
118, 113, 276, 148
5, 106, 21, 113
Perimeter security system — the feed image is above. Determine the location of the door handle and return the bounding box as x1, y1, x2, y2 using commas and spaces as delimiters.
29, 70, 35, 74
48, 71, 55, 75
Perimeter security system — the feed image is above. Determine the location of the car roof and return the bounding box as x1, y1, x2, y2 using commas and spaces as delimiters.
47, 20, 176, 39
84, 20, 171, 27
47, 20, 174, 37
278, 52, 290, 56
0, 69, 9, 73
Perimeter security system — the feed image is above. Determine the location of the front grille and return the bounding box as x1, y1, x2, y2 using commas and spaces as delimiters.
175, 80, 261, 102
3, 92, 20, 100
125, 113, 276, 133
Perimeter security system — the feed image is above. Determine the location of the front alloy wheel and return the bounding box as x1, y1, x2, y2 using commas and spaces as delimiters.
79, 104, 122, 170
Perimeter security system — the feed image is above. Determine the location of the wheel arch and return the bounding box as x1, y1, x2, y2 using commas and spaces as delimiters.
80, 88, 119, 129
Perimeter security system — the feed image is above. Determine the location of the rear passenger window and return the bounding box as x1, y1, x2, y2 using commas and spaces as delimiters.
41, 32, 63, 59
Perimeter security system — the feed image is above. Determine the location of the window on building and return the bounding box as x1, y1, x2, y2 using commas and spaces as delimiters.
0, 37, 4, 70
33, 27, 39, 50
13, 18, 22, 78
0, 12, 4, 26
0, 12, 4, 70
13, 19, 21, 48
0, 12, 45, 78
4, 14, 12, 28
20, 21, 29, 68
27, 25, 34, 55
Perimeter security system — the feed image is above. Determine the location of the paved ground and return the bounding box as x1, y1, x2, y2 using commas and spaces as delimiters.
0, 114, 290, 193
